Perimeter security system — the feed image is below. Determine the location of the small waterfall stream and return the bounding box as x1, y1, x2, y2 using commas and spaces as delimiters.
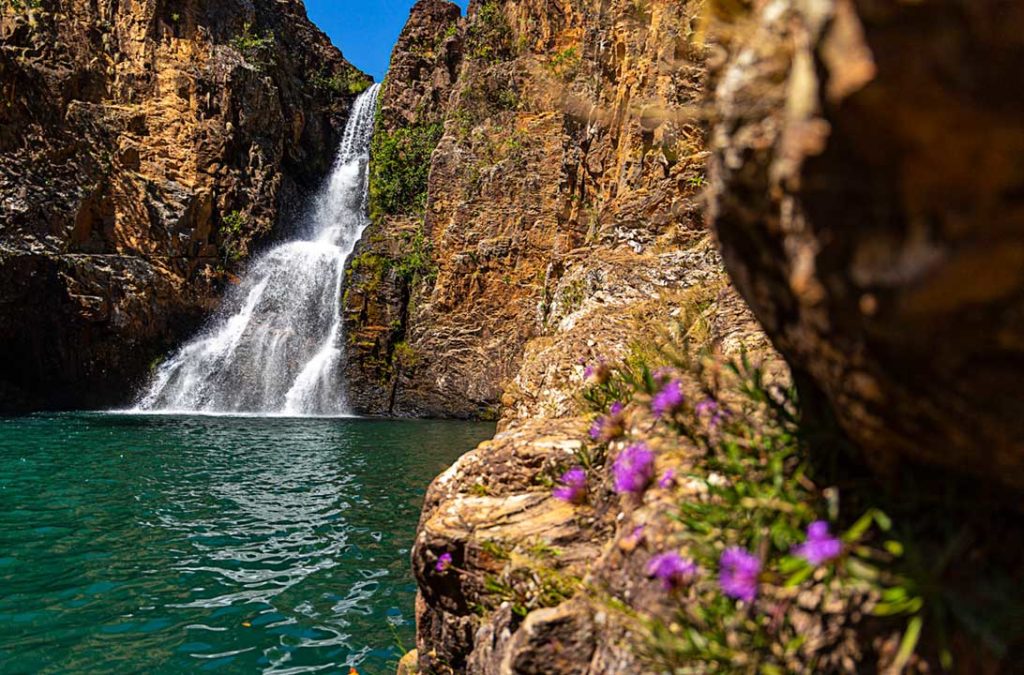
134, 84, 381, 416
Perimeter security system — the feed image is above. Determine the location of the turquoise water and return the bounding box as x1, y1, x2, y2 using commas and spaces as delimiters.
0, 413, 493, 673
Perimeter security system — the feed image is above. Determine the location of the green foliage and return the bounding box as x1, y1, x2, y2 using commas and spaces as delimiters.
686, 173, 706, 188
547, 46, 581, 80
312, 71, 371, 96
392, 341, 420, 368
220, 210, 247, 263
422, 20, 459, 55
222, 210, 245, 235
393, 226, 436, 283
466, 0, 512, 62
483, 564, 580, 619
369, 122, 443, 219
350, 226, 436, 286
231, 22, 275, 71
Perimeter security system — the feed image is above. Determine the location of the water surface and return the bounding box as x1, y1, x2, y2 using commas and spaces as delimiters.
0, 413, 493, 673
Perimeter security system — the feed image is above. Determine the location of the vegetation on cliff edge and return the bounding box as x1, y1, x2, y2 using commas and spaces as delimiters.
368, 116, 443, 221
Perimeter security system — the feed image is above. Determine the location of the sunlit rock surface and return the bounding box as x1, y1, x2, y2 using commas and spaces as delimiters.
708, 0, 1024, 487
0, 0, 368, 411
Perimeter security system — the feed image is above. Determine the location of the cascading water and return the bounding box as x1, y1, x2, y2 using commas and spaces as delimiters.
134, 84, 381, 416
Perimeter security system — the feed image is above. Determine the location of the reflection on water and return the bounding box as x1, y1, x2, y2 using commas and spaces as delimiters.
0, 413, 493, 673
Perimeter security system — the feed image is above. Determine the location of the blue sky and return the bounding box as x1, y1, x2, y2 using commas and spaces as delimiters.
305, 0, 470, 81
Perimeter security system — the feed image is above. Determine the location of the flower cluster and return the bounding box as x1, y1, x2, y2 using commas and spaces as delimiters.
646, 552, 698, 591
552, 466, 588, 505
575, 355, 901, 669
613, 443, 655, 494
695, 397, 726, 430
651, 379, 685, 418
719, 547, 761, 602
435, 552, 453, 573
794, 521, 842, 565
645, 522, 843, 602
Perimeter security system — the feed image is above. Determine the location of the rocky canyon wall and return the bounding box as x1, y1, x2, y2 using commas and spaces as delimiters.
344, 0, 751, 421
0, 0, 368, 411
353, 0, 788, 671
375, 0, 1024, 671
708, 0, 1024, 489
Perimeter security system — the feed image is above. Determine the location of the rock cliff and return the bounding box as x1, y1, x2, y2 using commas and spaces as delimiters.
707, 0, 1024, 489
344, 0, 722, 420
0, 0, 368, 411
376, 0, 1024, 671
355, 0, 798, 671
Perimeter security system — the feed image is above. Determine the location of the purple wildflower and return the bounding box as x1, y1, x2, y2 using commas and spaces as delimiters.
719, 547, 760, 602
658, 469, 676, 489
695, 398, 725, 430
613, 443, 655, 494
589, 401, 626, 442
552, 466, 588, 505
794, 521, 842, 565
651, 379, 685, 418
435, 552, 453, 573
646, 552, 699, 591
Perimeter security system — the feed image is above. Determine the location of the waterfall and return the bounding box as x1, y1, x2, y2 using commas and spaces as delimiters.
133, 83, 381, 416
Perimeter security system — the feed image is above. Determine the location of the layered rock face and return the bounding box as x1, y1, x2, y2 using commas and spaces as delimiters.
708, 0, 1024, 487
343, 0, 464, 416
360, 0, 781, 671
0, 0, 368, 411
374, 0, 1024, 670
344, 0, 720, 419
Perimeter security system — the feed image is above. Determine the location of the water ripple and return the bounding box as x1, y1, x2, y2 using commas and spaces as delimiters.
0, 413, 493, 673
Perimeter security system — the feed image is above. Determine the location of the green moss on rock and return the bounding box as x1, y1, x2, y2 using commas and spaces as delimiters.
368, 118, 443, 221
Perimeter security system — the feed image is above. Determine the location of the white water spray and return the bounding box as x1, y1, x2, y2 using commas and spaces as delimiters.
134, 84, 381, 416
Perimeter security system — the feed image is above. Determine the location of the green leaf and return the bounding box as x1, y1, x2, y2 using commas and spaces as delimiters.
785, 565, 815, 587
846, 557, 880, 581
843, 510, 875, 543
892, 615, 923, 672
883, 540, 904, 556
872, 510, 893, 532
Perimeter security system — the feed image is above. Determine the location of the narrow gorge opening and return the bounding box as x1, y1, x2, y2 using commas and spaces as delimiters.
133, 84, 381, 416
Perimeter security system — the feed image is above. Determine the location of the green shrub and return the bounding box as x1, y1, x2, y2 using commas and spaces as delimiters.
231, 22, 275, 71
312, 71, 371, 96
466, 0, 513, 62
219, 210, 248, 262
368, 122, 443, 219
547, 46, 580, 79
222, 210, 245, 234
568, 333, 1024, 672
393, 226, 437, 283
